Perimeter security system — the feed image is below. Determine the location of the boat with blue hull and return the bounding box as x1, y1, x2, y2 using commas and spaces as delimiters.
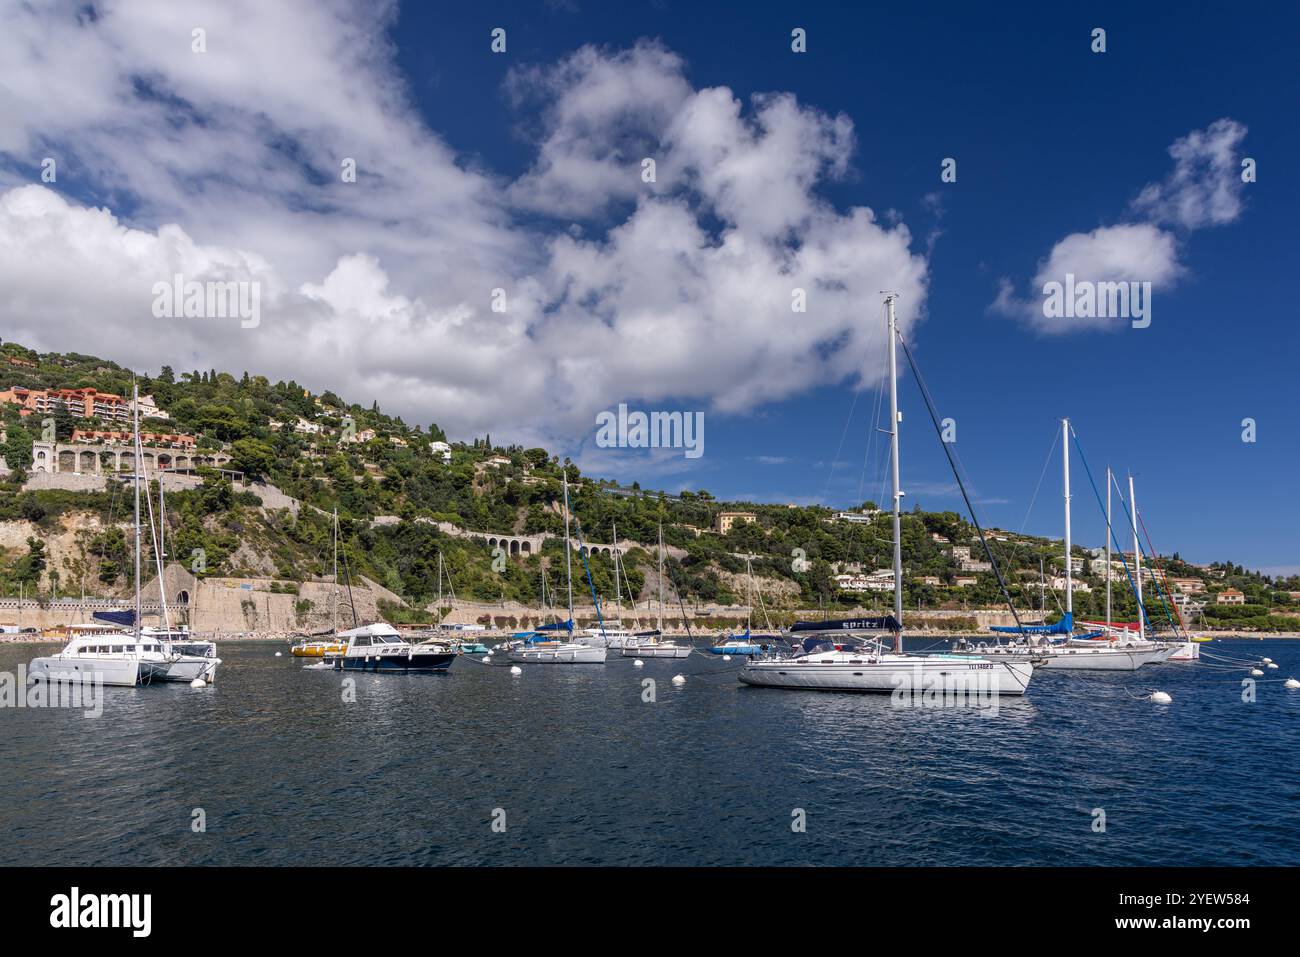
331, 623, 456, 673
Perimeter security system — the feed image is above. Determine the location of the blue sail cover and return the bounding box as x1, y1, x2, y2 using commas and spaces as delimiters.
990, 612, 1072, 635
535, 619, 574, 632
790, 616, 901, 634
93, 610, 135, 627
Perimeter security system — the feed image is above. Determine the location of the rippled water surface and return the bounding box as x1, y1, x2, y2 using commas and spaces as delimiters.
2, 638, 1297, 866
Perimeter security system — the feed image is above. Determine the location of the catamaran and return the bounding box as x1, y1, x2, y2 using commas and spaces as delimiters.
740, 294, 1036, 696
30, 384, 220, 686
622, 524, 692, 658
507, 470, 607, 664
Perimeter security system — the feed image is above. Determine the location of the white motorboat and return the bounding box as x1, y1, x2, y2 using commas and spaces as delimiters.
332, 622, 456, 673
740, 294, 1038, 698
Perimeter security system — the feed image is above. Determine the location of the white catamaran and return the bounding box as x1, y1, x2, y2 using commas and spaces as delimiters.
739, 294, 1036, 696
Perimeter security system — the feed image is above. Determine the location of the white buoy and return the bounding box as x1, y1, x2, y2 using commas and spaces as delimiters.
487, 648, 494, 655
1267, 662, 1278, 669
633, 659, 644, 668
1250, 668, 1264, 677
274, 651, 282, 657
189, 678, 206, 688
723, 655, 732, 661
671, 674, 686, 686
481, 655, 490, 663
1285, 678, 1300, 689
510, 666, 522, 675
1150, 691, 1172, 704
1262, 657, 1273, 663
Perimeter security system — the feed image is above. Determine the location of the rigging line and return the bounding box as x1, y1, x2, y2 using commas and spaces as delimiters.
856, 309, 890, 507
1137, 510, 1187, 635
820, 373, 866, 505
895, 332, 1025, 634
1019, 424, 1060, 535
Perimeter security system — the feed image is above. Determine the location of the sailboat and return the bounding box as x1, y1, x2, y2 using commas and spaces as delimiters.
951, 423, 1167, 671
507, 470, 606, 664
622, 524, 692, 658
291, 508, 347, 657
431, 550, 490, 655
583, 522, 636, 649
710, 556, 776, 655
740, 294, 1035, 696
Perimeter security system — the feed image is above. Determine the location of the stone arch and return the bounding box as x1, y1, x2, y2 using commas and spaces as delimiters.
487, 537, 498, 549
78, 450, 96, 472
58, 449, 76, 471
521, 541, 532, 554
510, 539, 520, 555
174, 455, 190, 469
119, 452, 135, 471
157, 453, 172, 469
176, 589, 190, 606
33, 448, 50, 472
141, 452, 155, 469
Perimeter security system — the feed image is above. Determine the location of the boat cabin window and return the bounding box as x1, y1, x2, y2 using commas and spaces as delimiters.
353, 635, 371, 647
111, 645, 124, 653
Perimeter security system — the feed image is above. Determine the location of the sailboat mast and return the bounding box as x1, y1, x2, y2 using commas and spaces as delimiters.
885, 293, 904, 652
1105, 466, 1112, 628
657, 523, 664, 635
132, 383, 142, 638
612, 521, 622, 615
1130, 474, 1144, 641
562, 469, 574, 621
332, 507, 339, 634
1062, 418, 1072, 619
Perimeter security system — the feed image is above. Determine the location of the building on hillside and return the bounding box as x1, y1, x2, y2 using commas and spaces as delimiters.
953, 576, 978, 587
716, 511, 757, 535
959, 559, 992, 572
483, 455, 511, 468
1216, 588, 1246, 605
72, 429, 196, 449
1171, 577, 1206, 594
132, 394, 169, 420
916, 575, 942, 586
831, 509, 875, 524
429, 440, 452, 463
950, 545, 972, 563
0, 386, 130, 421
1050, 576, 1090, 593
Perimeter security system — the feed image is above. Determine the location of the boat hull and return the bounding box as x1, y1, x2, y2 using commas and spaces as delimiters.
740, 656, 1033, 695
621, 644, 691, 659
710, 645, 760, 656
968, 645, 1166, 671
1166, 641, 1200, 661
27, 656, 140, 687
335, 652, 456, 673
508, 644, 607, 664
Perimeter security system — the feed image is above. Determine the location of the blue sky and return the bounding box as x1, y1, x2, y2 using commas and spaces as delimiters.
0, 1, 1295, 572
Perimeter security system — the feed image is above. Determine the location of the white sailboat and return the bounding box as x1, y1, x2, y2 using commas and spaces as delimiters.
740, 294, 1036, 696
622, 524, 691, 658
508, 470, 606, 664
952, 423, 1166, 671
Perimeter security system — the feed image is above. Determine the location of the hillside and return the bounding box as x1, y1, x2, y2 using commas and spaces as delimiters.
2, 339, 1298, 632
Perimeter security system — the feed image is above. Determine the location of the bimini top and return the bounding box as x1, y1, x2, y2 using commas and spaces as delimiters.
337, 622, 402, 641
789, 615, 901, 634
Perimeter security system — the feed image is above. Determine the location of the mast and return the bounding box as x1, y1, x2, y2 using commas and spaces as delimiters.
132, 382, 142, 639
436, 549, 442, 623
1062, 417, 1072, 621
885, 293, 904, 653
331, 507, 340, 634
1130, 474, 1144, 641
612, 521, 622, 616
1105, 465, 1112, 628
657, 523, 665, 635
562, 469, 574, 622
